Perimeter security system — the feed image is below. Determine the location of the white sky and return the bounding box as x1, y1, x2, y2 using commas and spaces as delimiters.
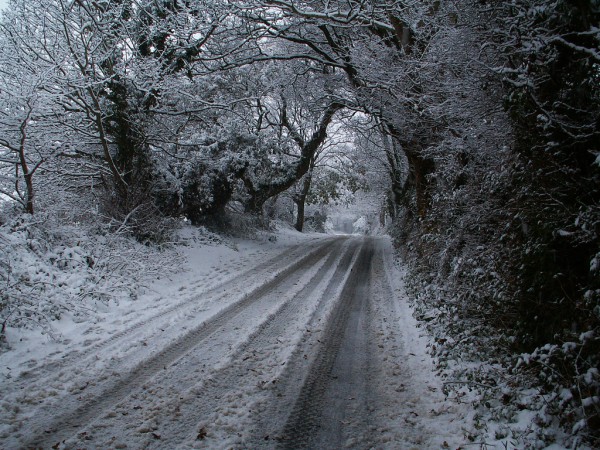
0, 0, 7, 12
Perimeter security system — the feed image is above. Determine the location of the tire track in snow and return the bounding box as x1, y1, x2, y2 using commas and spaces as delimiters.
140, 238, 361, 448
19, 237, 332, 381
4, 238, 334, 428
278, 238, 375, 449
241, 237, 365, 448
20, 238, 341, 449
70, 238, 360, 449
270, 237, 446, 449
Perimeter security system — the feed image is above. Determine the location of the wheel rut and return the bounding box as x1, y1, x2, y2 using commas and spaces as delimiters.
18, 237, 332, 382
22, 238, 341, 449
143, 238, 362, 448
277, 238, 376, 449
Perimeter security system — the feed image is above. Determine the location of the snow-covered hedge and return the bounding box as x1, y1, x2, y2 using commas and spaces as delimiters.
0, 214, 179, 342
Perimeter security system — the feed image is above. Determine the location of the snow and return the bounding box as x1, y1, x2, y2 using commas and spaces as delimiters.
0, 223, 323, 444
375, 236, 470, 448
583, 367, 599, 386
1, 224, 573, 449
351, 215, 369, 234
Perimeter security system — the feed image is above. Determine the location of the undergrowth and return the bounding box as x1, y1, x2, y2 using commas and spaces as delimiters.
0, 213, 181, 344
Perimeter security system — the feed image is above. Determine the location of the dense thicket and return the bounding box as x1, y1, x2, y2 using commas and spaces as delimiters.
385, 1, 600, 444
1, 0, 598, 444
497, 1, 600, 441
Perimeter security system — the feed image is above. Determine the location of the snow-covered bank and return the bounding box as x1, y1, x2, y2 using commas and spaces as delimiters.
398, 255, 585, 449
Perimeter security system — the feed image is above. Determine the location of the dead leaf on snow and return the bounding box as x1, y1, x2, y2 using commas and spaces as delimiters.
197, 427, 208, 440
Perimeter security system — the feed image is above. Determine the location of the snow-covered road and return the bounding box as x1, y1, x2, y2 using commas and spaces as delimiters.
2, 234, 465, 449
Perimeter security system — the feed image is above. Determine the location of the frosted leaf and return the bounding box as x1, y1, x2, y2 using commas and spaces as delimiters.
579, 330, 595, 343
583, 368, 599, 385
559, 388, 572, 401
581, 396, 599, 408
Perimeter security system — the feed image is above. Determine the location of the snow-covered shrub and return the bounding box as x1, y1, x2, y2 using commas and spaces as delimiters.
0, 213, 180, 343
352, 216, 370, 235
100, 192, 177, 244
387, 0, 600, 444
517, 330, 600, 445
304, 211, 328, 233
180, 161, 236, 224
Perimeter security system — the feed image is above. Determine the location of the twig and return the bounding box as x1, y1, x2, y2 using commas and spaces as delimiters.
444, 380, 497, 389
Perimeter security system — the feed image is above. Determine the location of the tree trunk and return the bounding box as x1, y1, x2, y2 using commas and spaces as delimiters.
386, 125, 435, 219
294, 195, 306, 232
294, 165, 314, 232
405, 149, 435, 218
17, 104, 35, 215
23, 172, 34, 215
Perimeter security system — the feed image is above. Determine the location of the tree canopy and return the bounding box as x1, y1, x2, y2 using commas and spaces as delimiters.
1, 0, 599, 445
